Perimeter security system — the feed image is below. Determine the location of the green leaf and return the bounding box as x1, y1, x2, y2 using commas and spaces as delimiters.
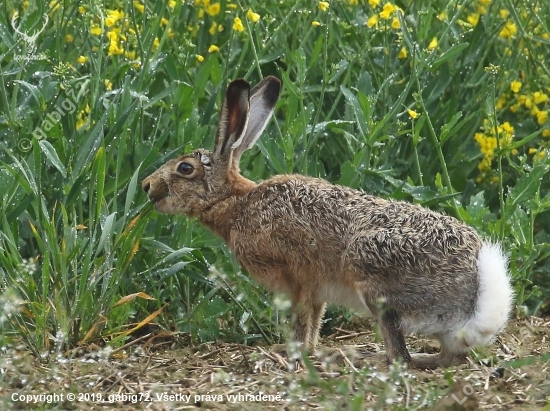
504, 164, 548, 218
39, 140, 67, 178
431, 43, 470, 71
95, 212, 116, 257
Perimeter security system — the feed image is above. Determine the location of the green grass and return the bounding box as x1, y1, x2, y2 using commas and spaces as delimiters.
1, 0, 549, 364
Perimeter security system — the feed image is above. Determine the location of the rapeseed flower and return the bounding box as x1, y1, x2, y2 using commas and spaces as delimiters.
407, 109, 419, 119
398, 47, 407, 59
105, 10, 124, 27
510, 81, 522, 93
233, 17, 244, 32
391, 17, 400, 29
467, 13, 479, 26
246, 9, 260, 22
380, 3, 395, 19
90, 25, 102, 35
207, 3, 220, 16
499, 21, 517, 39
367, 15, 379, 28
319, 1, 330, 11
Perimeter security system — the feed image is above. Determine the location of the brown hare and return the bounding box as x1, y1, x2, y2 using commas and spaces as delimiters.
142, 76, 514, 369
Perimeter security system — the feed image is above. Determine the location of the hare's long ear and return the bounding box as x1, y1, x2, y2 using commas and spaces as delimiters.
230, 76, 281, 164
213, 79, 251, 161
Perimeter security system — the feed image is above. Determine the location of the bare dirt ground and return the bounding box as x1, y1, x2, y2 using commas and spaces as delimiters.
1, 317, 549, 410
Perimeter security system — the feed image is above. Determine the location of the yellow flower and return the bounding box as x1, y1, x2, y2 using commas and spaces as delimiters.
496, 95, 507, 110
134, 1, 145, 13
152, 37, 160, 51
161, 18, 169, 26
105, 9, 124, 27
501, 121, 514, 135
227, 3, 237, 9
366, 15, 379, 28
312, 21, 321, 27
510, 80, 522, 93
499, 20, 517, 39
246, 9, 260, 22
208, 44, 219, 53
509, 103, 520, 113
125, 50, 136, 60
528, 147, 537, 155
49, 0, 60, 11
379, 3, 395, 19
533, 91, 548, 104
391, 17, 400, 29
77, 55, 88, 64
542, 129, 550, 138
207, 3, 220, 16
368, 0, 380, 7
428, 37, 438, 50
233, 17, 244, 32
168, 0, 176, 9
209, 22, 218, 35
65, 34, 73, 42
407, 108, 419, 119
319, 1, 330, 11
108, 42, 124, 56
90, 25, 102, 35
107, 30, 118, 42
499, 9, 509, 19
78, 5, 87, 14
398, 46, 407, 59
349, 0, 358, 5
467, 13, 479, 26
437, 11, 448, 21
536, 110, 548, 125
104, 79, 113, 90
196, 54, 204, 62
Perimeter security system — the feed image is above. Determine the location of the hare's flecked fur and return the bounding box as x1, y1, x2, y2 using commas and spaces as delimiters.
143, 77, 514, 369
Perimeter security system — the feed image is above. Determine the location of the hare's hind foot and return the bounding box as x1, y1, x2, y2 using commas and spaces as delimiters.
411, 352, 468, 369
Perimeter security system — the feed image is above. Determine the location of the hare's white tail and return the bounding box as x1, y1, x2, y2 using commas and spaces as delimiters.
458, 242, 514, 349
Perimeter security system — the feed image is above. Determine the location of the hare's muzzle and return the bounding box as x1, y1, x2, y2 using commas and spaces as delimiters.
142, 177, 169, 210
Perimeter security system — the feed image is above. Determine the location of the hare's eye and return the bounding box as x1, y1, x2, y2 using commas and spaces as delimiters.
178, 162, 194, 175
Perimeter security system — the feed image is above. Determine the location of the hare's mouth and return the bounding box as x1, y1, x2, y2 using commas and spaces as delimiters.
149, 193, 169, 210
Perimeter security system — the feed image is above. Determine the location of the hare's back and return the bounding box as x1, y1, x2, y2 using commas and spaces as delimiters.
236, 174, 482, 273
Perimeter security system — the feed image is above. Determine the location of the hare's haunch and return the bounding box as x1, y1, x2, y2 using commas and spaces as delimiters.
142, 77, 514, 369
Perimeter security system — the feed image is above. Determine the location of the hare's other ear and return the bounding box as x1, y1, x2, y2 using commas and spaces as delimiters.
231, 76, 281, 163
213, 79, 251, 160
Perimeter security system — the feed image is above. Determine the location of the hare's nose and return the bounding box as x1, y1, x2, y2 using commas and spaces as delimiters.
142, 180, 151, 194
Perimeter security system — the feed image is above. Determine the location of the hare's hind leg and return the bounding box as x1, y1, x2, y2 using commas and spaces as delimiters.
368, 303, 412, 366
292, 308, 311, 348
308, 302, 326, 350
290, 292, 326, 351
380, 308, 412, 365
